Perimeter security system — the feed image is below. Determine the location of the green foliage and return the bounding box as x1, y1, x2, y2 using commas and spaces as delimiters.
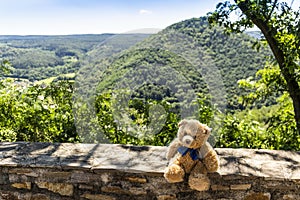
197, 93, 214, 125
0, 60, 12, 76
96, 48, 207, 96
216, 114, 267, 149
237, 62, 284, 108
265, 93, 299, 150
95, 91, 213, 146
95, 92, 176, 145
0, 128, 17, 142
216, 93, 300, 150
0, 79, 78, 142
220, 60, 300, 150
209, 0, 300, 136
136, 17, 272, 109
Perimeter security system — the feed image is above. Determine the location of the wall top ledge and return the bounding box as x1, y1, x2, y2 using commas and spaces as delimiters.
0, 142, 299, 180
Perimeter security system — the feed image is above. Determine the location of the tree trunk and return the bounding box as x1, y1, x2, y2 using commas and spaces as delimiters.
237, 0, 300, 135
282, 65, 300, 134
255, 19, 300, 135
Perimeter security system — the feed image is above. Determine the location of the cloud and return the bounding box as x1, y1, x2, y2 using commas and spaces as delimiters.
139, 9, 152, 15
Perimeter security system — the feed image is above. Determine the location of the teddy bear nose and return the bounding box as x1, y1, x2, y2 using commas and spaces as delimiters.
185, 139, 191, 144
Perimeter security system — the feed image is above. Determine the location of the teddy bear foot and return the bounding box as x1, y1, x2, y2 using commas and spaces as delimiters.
188, 173, 210, 191
164, 164, 185, 183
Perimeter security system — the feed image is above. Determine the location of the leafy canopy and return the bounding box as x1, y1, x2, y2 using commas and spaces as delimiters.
209, 0, 300, 135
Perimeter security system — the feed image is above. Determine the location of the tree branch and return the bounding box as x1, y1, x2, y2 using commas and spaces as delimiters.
266, 0, 278, 22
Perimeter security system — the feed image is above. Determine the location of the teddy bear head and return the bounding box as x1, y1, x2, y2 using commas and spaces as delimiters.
177, 119, 211, 149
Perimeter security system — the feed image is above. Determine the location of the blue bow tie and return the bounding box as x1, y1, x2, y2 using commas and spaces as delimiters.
177, 146, 199, 160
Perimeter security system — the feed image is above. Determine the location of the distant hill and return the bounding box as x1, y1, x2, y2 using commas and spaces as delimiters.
0, 34, 151, 81
92, 17, 271, 110
124, 28, 162, 34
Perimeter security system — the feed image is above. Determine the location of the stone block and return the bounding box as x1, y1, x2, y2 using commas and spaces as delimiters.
31, 194, 50, 200
124, 176, 147, 183
0, 158, 18, 167
100, 173, 111, 184
9, 168, 38, 177
11, 182, 31, 190
70, 172, 92, 183
0, 191, 19, 200
0, 191, 32, 200
101, 186, 130, 195
81, 193, 116, 200
157, 194, 177, 200
222, 175, 247, 180
79, 184, 94, 190
41, 171, 71, 182
0, 173, 9, 184
129, 187, 147, 195
230, 184, 251, 190
263, 181, 297, 190
244, 192, 271, 200
36, 182, 73, 196
283, 194, 300, 200
293, 179, 300, 185
211, 184, 230, 191
9, 174, 30, 183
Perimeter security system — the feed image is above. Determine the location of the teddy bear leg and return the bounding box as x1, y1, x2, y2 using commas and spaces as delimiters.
164, 164, 185, 183
188, 161, 210, 191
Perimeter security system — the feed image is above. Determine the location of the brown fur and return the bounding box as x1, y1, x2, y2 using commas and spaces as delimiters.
204, 150, 219, 172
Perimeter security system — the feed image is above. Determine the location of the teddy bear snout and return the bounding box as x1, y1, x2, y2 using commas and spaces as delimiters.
182, 135, 194, 147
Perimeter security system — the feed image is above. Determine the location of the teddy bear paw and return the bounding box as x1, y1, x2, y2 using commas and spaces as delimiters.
188, 173, 210, 191
164, 164, 185, 183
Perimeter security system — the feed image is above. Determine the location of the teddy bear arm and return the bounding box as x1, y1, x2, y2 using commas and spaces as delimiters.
201, 142, 219, 172
166, 139, 181, 160
203, 149, 219, 172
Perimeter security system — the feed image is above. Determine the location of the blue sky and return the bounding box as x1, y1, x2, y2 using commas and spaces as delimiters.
0, 0, 222, 35
0, 0, 298, 35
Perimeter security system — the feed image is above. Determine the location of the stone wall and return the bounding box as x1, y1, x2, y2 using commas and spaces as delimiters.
0, 142, 299, 200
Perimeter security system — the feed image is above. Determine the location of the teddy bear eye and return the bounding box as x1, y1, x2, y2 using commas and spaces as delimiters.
193, 136, 196, 139
183, 132, 187, 136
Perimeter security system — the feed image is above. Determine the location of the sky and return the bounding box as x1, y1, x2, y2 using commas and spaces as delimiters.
0, 0, 223, 35
0, 0, 299, 35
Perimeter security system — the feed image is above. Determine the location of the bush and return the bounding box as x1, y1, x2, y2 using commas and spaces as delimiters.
95, 91, 213, 146
0, 79, 78, 142
215, 93, 300, 151
0, 128, 17, 142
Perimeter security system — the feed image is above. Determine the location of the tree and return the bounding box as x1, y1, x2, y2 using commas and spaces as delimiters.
0, 60, 11, 75
208, 0, 300, 135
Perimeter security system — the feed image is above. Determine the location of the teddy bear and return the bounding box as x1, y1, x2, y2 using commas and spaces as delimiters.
164, 119, 219, 191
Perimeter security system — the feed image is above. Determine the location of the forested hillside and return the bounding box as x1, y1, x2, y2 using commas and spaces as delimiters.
94, 17, 271, 110
0, 34, 150, 81
142, 17, 272, 109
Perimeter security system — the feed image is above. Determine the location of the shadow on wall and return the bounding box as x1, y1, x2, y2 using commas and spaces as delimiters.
216, 148, 300, 179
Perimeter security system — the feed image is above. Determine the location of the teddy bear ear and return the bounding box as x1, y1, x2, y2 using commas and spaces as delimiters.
178, 119, 188, 127
204, 126, 212, 134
